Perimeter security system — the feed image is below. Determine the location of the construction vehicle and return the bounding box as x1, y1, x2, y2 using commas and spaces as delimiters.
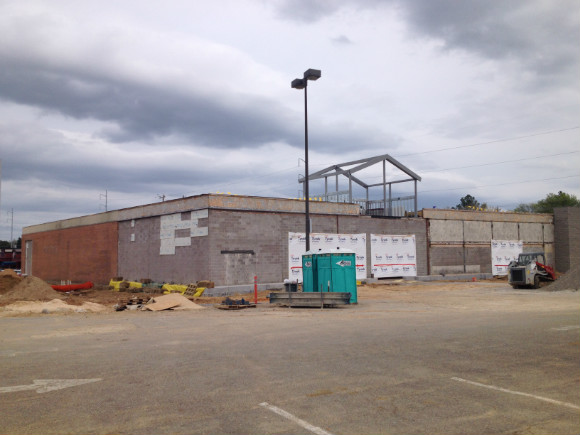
508, 252, 556, 289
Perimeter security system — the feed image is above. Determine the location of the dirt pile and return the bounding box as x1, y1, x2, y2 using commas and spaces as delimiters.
0, 276, 64, 305
545, 264, 580, 291
0, 272, 22, 295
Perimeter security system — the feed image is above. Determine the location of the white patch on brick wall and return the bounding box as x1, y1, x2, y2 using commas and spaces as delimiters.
159, 210, 208, 255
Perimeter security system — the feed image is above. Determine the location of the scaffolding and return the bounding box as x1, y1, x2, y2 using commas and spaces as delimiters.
299, 154, 421, 217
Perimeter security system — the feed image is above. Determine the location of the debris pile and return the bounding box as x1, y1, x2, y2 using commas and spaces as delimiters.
109, 277, 213, 296
216, 297, 256, 310
143, 294, 204, 311
545, 265, 580, 291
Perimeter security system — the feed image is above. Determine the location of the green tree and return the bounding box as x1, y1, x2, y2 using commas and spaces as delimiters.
513, 191, 580, 213
455, 194, 487, 210
0, 240, 10, 249
513, 203, 535, 213
534, 191, 580, 213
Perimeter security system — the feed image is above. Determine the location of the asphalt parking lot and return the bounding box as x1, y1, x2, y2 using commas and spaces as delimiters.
1, 281, 579, 435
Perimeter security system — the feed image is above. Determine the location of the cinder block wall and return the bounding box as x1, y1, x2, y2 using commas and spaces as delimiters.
208, 210, 340, 285
554, 207, 580, 273
426, 211, 554, 275
207, 210, 428, 285
117, 214, 210, 284
22, 222, 118, 284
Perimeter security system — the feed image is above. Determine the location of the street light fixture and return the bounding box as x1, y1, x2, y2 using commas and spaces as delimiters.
292, 68, 321, 252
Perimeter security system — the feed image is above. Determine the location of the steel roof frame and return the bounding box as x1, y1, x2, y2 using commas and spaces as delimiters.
298, 154, 421, 217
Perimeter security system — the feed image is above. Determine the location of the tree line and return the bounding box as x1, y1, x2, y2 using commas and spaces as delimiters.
453, 191, 579, 213
0, 237, 21, 249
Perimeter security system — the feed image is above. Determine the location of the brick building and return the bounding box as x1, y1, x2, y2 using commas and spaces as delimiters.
21, 194, 573, 285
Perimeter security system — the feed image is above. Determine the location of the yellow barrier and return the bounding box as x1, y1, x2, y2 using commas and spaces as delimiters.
162, 284, 188, 294
109, 280, 143, 291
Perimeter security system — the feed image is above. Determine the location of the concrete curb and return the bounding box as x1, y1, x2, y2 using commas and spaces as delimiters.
206, 273, 497, 296
404, 273, 494, 282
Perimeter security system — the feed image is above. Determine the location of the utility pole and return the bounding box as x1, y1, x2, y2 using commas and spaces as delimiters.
100, 190, 108, 212
10, 208, 14, 248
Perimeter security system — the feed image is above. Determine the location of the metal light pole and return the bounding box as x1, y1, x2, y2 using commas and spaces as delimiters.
292, 68, 321, 252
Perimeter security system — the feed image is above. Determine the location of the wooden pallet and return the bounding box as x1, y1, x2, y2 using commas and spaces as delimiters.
269, 292, 351, 308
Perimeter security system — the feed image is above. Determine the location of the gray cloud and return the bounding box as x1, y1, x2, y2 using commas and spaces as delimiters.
274, 0, 579, 85
0, 59, 392, 155
399, 0, 579, 81
331, 34, 354, 45
273, 0, 342, 23
0, 61, 299, 148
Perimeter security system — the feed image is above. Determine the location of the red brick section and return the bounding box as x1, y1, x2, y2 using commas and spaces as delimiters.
22, 222, 118, 284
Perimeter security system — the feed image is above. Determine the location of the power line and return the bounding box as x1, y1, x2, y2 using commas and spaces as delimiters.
421, 174, 580, 194
419, 150, 580, 174
395, 126, 579, 158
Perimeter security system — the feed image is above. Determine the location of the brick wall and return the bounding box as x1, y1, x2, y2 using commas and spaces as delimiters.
22, 222, 118, 284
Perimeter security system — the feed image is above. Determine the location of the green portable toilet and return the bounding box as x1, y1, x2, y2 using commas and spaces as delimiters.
301, 250, 316, 293
313, 248, 357, 304
330, 248, 357, 304
316, 251, 333, 293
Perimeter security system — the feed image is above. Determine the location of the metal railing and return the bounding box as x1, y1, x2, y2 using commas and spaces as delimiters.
312, 192, 415, 217
356, 196, 415, 217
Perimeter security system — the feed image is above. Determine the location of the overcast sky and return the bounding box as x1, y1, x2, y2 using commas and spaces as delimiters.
1, 0, 579, 241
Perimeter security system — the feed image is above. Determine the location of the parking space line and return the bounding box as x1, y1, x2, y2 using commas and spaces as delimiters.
550, 325, 580, 331
451, 377, 580, 411
259, 402, 335, 435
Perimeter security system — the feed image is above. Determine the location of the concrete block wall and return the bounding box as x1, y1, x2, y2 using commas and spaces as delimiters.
22, 222, 118, 284
118, 213, 210, 284
554, 207, 580, 273
429, 220, 463, 242
492, 222, 518, 239
208, 210, 345, 285
464, 221, 492, 242
428, 215, 555, 275
207, 211, 428, 285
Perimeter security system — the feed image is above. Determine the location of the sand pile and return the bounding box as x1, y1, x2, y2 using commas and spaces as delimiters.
1, 299, 108, 315
143, 293, 204, 311
546, 264, 580, 291
0, 276, 64, 305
